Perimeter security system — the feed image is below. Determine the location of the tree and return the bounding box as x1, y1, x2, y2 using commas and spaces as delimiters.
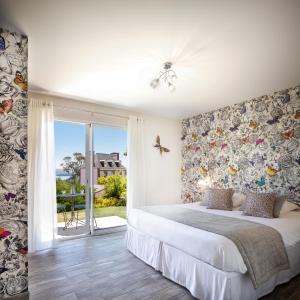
98, 175, 126, 199
61, 152, 85, 180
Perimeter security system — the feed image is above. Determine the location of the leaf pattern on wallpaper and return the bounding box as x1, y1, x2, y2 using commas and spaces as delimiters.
0, 28, 28, 297
181, 86, 300, 204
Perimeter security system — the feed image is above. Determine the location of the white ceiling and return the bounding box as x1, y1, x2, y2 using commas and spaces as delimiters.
1, 0, 300, 119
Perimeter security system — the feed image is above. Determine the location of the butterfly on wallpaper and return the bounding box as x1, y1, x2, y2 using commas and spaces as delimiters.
191, 133, 198, 142
15, 149, 27, 160
255, 138, 264, 146
281, 128, 294, 140
266, 116, 280, 125
265, 165, 278, 177
282, 94, 290, 104
199, 167, 208, 176
0, 227, 11, 239
240, 105, 246, 115
0, 267, 8, 274
19, 246, 28, 255
195, 146, 201, 152
209, 141, 216, 148
0, 98, 13, 114
216, 127, 223, 136
153, 135, 170, 155
14, 71, 28, 91
229, 124, 239, 132
228, 166, 237, 175
0, 35, 5, 51
255, 177, 266, 187
4, 192, 16, 201
295, 110, 300, 120
201, 130, 209, 137
249, 120, 258, 129
181, 134, 186, 141
240, 136, 249, 145
221, 143, 228, 150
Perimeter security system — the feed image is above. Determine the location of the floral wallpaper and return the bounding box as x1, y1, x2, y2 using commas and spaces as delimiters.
182, 86, 300, 205
0, 29, 28, 298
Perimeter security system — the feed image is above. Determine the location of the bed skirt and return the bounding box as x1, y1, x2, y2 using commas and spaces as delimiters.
126, 225, 300, 300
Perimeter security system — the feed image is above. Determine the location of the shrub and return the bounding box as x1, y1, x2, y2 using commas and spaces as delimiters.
98, 175, 126, 199
94, 197, 126, 208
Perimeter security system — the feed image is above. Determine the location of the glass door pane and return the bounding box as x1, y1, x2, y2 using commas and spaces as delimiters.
91, 125, 127, 231
55, 121, 90, 238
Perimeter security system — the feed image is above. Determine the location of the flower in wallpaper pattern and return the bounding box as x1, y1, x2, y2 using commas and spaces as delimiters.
182, 86, 300, 204
0, 28, 28, 298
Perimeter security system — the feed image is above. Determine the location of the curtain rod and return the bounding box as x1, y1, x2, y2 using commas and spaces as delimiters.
52, 103, 130, 120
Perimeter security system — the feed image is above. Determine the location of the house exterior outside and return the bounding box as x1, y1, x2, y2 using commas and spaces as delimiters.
80, 152, 126, 185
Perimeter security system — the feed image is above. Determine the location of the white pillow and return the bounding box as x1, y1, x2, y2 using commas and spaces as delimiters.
279, 201, 299, 216
232, 192, 246, 208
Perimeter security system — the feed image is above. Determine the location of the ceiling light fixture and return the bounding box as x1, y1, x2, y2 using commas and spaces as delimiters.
150, 62, 177, 92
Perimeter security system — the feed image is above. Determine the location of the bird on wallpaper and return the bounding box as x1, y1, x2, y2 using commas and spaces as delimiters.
14, 70, 27, 91
265, 165, 278, 177
153, 135, 170, 155
281, 128, 294, 140
228, 166, 238, 175
295, 110, 300, 120
0, 98, 13, 114
255, 177, 266, 187
0, 227, 11, 239
249, 120, 258, 129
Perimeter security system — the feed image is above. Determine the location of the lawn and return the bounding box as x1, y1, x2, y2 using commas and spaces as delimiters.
57, 206, 126, 223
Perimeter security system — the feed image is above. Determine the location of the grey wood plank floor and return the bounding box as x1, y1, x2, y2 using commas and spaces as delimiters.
29, 232, 300, 300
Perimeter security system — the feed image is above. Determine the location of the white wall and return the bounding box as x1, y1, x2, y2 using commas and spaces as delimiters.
144, 116, 181, 205
29, 92, 182, 205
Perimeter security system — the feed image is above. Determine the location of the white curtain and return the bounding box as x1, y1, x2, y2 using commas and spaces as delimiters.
28, 99, 56, 253
127, 116, 146, 212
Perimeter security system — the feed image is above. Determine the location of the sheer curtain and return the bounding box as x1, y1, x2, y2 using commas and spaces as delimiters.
28, 99, 56, 253
127, 116, 146, 212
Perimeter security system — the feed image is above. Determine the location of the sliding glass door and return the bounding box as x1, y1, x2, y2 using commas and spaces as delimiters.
90, 125, 127, 233
55, 121, 127, 238
55, 121, 90, 237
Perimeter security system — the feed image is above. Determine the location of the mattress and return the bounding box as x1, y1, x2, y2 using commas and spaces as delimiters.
127, 202, 300, 274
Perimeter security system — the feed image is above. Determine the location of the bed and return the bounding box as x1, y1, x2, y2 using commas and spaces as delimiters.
126, 202, 300, 300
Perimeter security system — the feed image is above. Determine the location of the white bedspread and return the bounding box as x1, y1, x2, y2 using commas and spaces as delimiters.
128, 202, 300, 274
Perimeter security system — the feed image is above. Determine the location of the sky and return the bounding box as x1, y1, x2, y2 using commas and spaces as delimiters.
55, 121, 127, 169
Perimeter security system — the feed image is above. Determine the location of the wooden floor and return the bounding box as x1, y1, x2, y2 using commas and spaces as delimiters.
29, 232, 300, 300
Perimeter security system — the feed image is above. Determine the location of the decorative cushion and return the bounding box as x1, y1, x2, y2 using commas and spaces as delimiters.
200, 190, 210, 206
206, 188, 233, 210
232, 192, 246, 208
243, 192, 276, 218
280, 201, 299, 216
273, 195, 286, 218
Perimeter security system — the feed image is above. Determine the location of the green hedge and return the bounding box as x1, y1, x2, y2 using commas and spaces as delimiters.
94, 197, 126, 208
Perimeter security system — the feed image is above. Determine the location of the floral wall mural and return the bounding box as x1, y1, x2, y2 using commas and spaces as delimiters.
0, 28, 28, 298
182, 86, 300, 204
